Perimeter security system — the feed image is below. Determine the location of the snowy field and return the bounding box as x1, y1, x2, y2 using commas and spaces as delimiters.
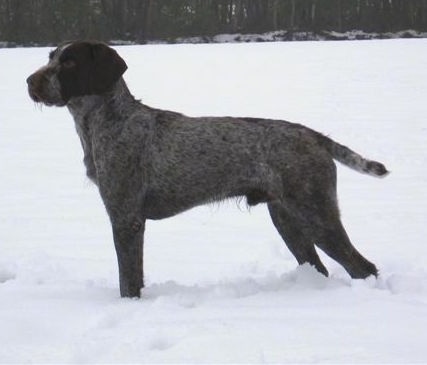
1, 39, 427, 363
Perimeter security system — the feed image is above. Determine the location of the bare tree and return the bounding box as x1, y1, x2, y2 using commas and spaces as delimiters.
1, 0, 427, 46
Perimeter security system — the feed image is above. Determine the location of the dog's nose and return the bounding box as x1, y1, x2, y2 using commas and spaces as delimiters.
26, 75, 35, 86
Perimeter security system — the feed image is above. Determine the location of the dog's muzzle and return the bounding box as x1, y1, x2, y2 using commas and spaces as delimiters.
26, 70, 66, 107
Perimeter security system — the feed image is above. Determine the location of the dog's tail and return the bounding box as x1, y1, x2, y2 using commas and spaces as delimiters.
315, 132, 389, 177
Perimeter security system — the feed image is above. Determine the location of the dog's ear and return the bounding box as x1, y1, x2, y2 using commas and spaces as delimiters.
89, 43, 128, 94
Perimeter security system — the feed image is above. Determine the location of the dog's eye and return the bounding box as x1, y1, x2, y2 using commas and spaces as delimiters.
62, 59, 76, 69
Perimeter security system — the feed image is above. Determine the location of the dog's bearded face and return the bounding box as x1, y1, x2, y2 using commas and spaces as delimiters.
26, 41, 127, 107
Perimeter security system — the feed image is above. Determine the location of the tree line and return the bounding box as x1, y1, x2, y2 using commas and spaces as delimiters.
1, 0, 427, 46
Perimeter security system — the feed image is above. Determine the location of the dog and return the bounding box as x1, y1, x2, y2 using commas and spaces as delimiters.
27, 40, 388, 298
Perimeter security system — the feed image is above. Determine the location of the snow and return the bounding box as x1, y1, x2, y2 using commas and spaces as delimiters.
173, 29, 427, 44
1, 39, 427, 363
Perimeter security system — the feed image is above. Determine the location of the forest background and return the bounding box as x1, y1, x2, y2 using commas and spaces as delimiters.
1, 0, 427, 47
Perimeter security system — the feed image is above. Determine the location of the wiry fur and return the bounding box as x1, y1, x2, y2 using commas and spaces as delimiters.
27, 41, 388, 298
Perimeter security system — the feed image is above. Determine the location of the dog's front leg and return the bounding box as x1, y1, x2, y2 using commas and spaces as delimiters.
95, 151, 146, 298
111, 219, 145, 298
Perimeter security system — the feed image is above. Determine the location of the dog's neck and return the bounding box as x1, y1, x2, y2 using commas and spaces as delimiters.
67, 77, 136, 122
66, 78, 143, 185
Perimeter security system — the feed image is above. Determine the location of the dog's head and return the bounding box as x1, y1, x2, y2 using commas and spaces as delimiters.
26, 41, 127, 106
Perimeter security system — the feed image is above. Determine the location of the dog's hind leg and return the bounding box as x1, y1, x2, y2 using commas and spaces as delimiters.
313, 216, 378, 279
267, 202, 329, 277
299, 181, 378, 279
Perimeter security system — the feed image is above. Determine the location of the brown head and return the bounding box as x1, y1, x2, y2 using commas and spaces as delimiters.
26, 41, 128, 106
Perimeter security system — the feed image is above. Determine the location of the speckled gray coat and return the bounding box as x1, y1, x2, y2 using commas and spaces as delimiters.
27, 41, 388, 298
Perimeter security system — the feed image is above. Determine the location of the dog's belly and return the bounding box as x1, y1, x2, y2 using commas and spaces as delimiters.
142, 169, 278, 220
142, 183, 242, 220
142, 188, 221, 220
142, 189, 273, 220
